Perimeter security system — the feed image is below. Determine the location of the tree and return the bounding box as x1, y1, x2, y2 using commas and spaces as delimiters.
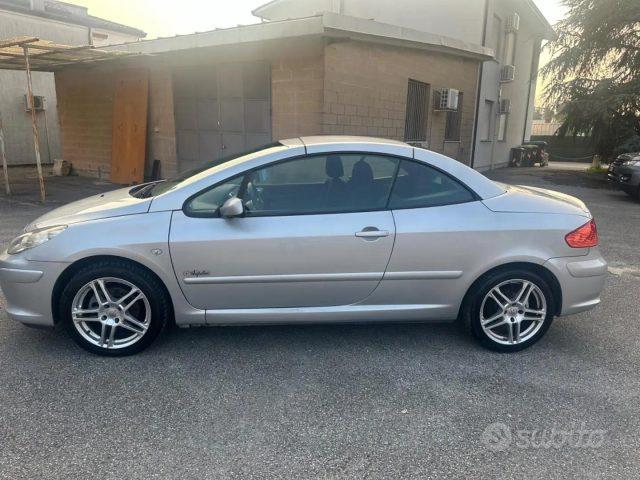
542, 0, 640, 159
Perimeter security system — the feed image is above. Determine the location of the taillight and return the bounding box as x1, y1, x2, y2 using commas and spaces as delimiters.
565, 219, 598, 248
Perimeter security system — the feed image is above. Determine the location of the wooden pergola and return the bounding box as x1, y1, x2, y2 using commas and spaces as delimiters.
0, 36, 134, 202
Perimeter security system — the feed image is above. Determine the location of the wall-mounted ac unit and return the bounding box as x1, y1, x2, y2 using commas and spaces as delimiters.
433, 88, 459, 111
500, 65, 516, 83
499, 98, 511, 114
24, 94, 45, 112
505, 13, 520, 32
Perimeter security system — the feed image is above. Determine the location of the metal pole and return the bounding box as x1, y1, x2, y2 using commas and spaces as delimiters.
23, 45, 46, 203
0, 112, 9, 195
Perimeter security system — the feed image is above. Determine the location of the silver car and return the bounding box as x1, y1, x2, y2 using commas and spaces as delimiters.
0, 137, 606, 355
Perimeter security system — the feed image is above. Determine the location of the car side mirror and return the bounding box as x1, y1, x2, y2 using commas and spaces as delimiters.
219, 197, 244, 218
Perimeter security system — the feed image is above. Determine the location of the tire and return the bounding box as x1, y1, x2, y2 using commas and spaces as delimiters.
464, 269, 555, 352
59, 259, 170, 356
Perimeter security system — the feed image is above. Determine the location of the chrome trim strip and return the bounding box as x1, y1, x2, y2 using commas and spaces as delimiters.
384, 271, 463, 280
205, 303, 452, 324
183, 272, 384, 284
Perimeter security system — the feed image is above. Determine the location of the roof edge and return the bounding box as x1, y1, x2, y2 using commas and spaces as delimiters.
105, 12, 493, 61
0, 1, 146, 37
523, 0, 556, 39
252, 0, 282, 19
322, 12, 494, 61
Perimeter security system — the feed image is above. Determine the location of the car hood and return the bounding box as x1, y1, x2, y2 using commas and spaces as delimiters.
482, 183, 591, 217
26, 186, 152, 231
617, 152, 640, 162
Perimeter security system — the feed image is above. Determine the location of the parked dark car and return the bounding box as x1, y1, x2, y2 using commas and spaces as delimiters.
608, 152, 640, 200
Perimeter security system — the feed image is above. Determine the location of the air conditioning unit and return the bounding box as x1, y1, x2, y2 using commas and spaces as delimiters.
499, 98, 511, 114
505, 13, 520, 32
500, 65, 516, 83
24, 94, 45, 112
434, 88, 459, 111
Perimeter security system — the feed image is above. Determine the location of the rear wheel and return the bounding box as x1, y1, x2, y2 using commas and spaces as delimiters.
59, 260, 169, 356
465, 269, 555, 352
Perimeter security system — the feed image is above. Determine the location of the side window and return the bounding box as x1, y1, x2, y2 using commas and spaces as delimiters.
243, 153, 399, 216
389, 160, 475, 209
185, 176, 242, 215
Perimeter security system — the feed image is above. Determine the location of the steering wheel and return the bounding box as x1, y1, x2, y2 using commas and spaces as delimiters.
244, 180, 265, 212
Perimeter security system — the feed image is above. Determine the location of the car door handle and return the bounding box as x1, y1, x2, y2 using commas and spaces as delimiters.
355, 228, 389, 239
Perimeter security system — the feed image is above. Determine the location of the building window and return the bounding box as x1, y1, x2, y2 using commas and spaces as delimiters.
481, 100, 494, 141
444, 92, 463, 141
404, 79, 430, 142
497, 112, 508, 141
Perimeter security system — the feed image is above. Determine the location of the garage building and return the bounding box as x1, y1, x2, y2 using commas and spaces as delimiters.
54, 13, 493, 184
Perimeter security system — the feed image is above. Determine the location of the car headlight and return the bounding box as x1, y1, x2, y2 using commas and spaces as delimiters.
622, 160, 640, 167
7, 225, 67, 255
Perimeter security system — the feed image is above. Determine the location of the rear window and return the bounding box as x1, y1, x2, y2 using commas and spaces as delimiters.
389, 160, 475, 209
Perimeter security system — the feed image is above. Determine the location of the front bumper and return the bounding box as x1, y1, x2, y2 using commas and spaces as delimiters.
608, 165, 640, 192
544, 249, 607, 316
0, 252, 69, 327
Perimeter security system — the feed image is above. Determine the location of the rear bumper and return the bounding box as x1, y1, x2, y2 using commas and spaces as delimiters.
544, 249, 607, 316
0, 252, 68, 327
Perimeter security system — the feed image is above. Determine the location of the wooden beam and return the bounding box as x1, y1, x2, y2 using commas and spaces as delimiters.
0, 37, 38, 49
0, 45, 94, 61
23, 46, 46, 203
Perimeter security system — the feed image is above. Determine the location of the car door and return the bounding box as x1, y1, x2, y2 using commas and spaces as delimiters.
377, 159, 490, 319
169, 152, 400, 310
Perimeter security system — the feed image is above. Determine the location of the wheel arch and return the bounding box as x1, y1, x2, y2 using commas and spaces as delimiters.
457, 261, 563, 321
51, 255, 175, 326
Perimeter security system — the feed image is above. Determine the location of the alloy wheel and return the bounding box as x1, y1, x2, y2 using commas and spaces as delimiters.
71, 277, 151, 350
479, 279, 547, 346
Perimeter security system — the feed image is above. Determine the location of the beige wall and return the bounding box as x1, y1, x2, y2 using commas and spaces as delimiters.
271, 55, 324, 139
55, 69, 115, 178
147, 67, 178, 179
56, 65, 177, 181
321, 41, 479, 164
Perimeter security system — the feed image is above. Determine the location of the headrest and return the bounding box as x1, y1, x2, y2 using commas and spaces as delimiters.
351, 159, 374, 184
325, 155, 344, 179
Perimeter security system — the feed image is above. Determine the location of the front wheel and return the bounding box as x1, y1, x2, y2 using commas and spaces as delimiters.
59, 260, 169, 356
465, 270, 555, 352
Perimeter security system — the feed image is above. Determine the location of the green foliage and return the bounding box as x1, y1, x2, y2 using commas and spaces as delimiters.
542, 0, 640, 160
614, 135, 640, 155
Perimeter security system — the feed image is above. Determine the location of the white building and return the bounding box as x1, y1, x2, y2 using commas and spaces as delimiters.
253, 0, 555, 170
0, 0, 144, 165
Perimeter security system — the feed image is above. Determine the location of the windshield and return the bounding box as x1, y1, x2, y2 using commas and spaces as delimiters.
130, 142, 284, 198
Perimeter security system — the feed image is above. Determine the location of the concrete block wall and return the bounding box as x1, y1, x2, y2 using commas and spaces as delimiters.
322, 40, 480, 164
54, 69, 115, 178
271, 55, 324, 139
147, 67, 178, 179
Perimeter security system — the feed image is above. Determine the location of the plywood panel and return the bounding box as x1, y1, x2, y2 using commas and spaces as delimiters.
111, 68, 149, 184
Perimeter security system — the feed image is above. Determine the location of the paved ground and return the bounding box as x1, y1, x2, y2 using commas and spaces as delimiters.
1, 163, 639, 479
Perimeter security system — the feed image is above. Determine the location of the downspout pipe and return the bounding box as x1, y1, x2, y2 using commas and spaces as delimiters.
522, 39, 541, 144
470, 0, 490, 169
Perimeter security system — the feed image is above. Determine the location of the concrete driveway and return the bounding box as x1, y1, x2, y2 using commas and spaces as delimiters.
0, 165, 639, 479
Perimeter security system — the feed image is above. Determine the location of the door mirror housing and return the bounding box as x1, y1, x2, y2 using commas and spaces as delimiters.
219, 197, 244, 218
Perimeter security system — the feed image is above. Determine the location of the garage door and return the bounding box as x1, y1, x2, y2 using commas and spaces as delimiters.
173, 62, 271, 173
